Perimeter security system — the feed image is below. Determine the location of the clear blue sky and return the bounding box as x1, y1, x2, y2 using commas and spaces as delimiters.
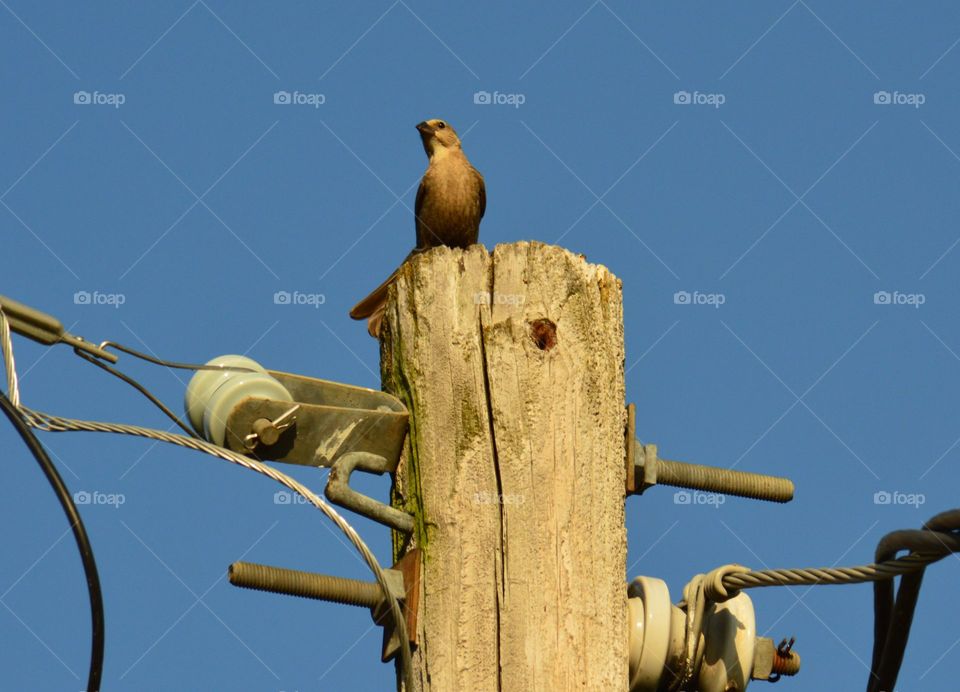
2, 2, 959, 690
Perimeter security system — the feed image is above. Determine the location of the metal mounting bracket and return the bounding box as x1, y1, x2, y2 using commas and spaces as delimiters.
222, 369, 408, 470
325, 452, 415, 534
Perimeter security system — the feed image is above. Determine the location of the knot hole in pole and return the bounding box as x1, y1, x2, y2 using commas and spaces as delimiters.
530, 318, 557, 351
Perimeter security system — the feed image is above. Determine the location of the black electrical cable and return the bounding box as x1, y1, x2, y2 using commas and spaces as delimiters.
73, 348, 199, 439
0, 392, 104, 691
867, 510, 960, 692
72, 341, 260, 440
97, 341, 256, 373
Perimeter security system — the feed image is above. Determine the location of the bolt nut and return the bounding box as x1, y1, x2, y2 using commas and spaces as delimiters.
752, 637, 776, 680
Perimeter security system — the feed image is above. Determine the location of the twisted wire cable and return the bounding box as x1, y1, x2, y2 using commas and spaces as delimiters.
708, 521, 958, 690
0, 306, 414, 690
720, 549, 954, 591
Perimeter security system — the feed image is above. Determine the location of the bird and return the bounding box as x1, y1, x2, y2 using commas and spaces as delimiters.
349, 119, 485, 337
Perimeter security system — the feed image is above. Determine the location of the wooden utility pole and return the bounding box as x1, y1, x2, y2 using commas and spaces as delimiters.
381, 242, 627, 691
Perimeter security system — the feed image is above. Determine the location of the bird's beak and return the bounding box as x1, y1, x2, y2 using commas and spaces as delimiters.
416, 121, 434, 135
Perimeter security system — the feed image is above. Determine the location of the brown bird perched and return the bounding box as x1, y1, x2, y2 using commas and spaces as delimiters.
349, 118, 485, 336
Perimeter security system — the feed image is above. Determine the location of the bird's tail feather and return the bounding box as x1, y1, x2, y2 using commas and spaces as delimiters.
349, 250, 419, 337
349, 268, 399, 320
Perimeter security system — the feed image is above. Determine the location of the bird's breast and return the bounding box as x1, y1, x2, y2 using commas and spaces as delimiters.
416, 156, 483, 249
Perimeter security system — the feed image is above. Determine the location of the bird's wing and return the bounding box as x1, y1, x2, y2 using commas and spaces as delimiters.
414, 176, 428, 248
476, 169, 486, 219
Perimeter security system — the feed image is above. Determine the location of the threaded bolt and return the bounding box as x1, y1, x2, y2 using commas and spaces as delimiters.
653, 458, 794, 503
228, 561, 383, 609
772, 650, 801, 676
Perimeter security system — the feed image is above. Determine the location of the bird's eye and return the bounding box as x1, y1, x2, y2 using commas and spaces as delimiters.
437, 122, 446, 129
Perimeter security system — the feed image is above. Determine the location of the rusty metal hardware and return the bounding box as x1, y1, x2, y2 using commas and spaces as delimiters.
752, 636, 801, 681
625, 404, 795, 503
325, 452, 415, 534
771, 637, 800, 680
228, 549, 421, 662
222, 370, 408, 469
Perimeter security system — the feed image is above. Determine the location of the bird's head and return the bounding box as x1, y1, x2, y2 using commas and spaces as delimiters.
416, 119, 461, 158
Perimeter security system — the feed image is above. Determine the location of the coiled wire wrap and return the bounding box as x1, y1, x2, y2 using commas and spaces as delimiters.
685, 519, 960, 691
0, 305, 414, 690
